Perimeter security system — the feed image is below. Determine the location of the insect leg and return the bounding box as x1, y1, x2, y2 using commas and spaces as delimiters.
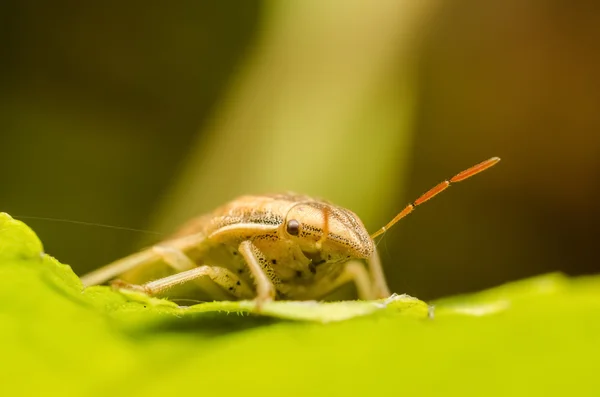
337, 261, 376, 300
299, 261, 376, 300
238, 240, 278, 305
367, 248, 391, 298
80, 249, 162, 287
113, 265, 254, 299
80, 232, 207, 287
149, 245, 197, 271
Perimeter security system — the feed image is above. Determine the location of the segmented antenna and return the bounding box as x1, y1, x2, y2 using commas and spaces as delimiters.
13, 216, 162, 235
370, 157, 500, 239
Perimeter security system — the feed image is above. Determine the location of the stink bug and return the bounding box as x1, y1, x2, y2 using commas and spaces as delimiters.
81, 157, 500, 305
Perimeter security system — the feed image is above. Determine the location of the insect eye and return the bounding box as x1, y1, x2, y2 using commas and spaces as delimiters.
286, 219, 300, 236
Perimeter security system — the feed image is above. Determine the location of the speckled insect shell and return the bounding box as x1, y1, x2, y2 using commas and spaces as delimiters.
119, 193, 375, 300
173, 193, 374, 257
81, 157, 498, 303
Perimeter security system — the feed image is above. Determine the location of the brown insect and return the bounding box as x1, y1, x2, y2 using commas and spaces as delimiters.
80, 157, 500, 306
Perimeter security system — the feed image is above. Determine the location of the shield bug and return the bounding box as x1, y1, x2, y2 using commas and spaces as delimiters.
80, 157, 500, 306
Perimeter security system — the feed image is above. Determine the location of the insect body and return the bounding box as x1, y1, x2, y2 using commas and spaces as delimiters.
80, 157, 500, 305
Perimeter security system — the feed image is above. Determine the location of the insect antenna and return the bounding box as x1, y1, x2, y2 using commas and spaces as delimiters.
12, 215, 163, 236
370, 157, 500, 239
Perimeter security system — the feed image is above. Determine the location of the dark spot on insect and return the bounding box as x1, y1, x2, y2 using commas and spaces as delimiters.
295, 270, 302, 278
309, 263, 316, 275
143, 305, 147, 308
232, 251, 238, 256
236, 281, 241, 286
229, 287, 234, 291
286, 219, 300, 236
271, 259, 277, 265
237, 269, 243, 274
327, 254, 331, 260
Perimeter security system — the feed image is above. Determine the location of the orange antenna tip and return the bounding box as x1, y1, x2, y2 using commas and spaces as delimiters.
370, 156, 500, 239
450, 157, 500, 183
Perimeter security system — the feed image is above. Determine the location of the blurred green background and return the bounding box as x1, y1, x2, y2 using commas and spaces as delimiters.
1, 0, 598, 300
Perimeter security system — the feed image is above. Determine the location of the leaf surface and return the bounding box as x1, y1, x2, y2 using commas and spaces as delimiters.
0, 212, 597, 396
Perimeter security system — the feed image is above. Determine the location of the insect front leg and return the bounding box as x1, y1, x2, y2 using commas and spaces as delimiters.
340, 261, 376, 300
301, 260, 376, 300
238, 240, 280, 306
367, 248, 391, 298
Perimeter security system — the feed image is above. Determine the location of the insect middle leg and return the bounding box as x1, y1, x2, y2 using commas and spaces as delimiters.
143, 241, 281, 307
113, 265, 254, 299
113, 245, 254, 299
80, 232, 207, 287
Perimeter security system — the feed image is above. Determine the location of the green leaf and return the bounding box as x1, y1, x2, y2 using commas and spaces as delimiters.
1, 212, 598, 396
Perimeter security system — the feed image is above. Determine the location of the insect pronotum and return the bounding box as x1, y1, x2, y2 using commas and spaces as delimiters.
81, 157, 500, 305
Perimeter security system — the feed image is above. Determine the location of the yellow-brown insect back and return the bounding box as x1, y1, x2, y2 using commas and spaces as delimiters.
80, 157, 500, 308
